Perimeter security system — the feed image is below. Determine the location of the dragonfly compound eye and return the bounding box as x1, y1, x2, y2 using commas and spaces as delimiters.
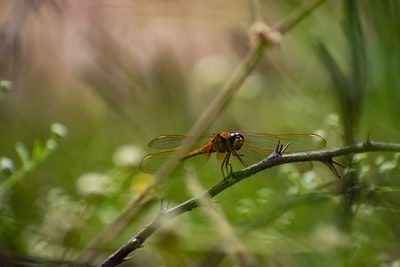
230, 133, 244, 150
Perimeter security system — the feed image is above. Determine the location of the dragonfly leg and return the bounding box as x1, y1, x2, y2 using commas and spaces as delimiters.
221, 152, 232, 178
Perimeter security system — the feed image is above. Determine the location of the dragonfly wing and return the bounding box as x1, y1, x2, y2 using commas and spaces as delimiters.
148, 135, 187, 149
241, 132, 326, 153
148, 134, 213, 149
225, 132, 326, 170
140, 149, 211, 174
139, 149, 176, 173
239, 143, 274, 165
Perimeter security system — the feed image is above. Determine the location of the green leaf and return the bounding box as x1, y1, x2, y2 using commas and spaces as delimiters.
32, 139, 44, 162
15, 142, 31, 170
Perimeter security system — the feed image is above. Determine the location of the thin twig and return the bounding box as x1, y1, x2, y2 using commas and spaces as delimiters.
97, 141, 400, 267
248, 0, 263, 23
271, 0, 327, 34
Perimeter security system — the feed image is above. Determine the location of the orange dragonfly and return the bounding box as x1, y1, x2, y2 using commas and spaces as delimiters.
140, 131, 326, 177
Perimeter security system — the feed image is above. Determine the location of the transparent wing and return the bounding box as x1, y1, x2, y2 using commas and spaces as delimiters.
139, 149, 175, 173
229, 132, 326, 167
148, 134, 211, 149
241, 132, 326, 153
139, 149, 209, 174
142, 134, 213, 174
148, 135, 187, 149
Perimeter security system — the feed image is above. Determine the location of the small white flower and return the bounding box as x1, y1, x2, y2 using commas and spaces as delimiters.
112, 145, 144, 167
76, 172, 108, 197
51, 123, 68, 138
0, 157, 15, 173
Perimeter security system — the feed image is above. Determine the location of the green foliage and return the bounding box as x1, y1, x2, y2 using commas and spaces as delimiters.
0, 123, 67, 196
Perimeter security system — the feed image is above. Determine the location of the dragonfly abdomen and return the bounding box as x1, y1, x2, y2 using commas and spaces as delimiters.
180, 140, 214, 161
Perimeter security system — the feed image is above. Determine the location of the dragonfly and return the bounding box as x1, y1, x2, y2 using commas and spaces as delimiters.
140, 131, 326, 177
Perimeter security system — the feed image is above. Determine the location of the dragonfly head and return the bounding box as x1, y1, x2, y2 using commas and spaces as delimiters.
229, 133, 244, 151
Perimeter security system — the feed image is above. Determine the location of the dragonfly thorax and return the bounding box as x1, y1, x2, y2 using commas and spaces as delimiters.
212, 132, 244, 153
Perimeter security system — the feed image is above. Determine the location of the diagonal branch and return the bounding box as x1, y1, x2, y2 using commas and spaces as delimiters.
98, 141, 400, 267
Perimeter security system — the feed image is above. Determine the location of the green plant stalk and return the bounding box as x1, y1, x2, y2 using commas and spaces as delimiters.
0, 165, 32, 196
0, 139, 58, 197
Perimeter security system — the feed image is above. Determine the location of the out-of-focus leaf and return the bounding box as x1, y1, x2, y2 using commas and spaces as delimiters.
15, 142, 31, 170
32, 139, 44, 163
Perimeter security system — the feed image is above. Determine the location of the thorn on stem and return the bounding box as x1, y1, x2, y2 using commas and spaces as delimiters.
122, 256, 132, 262
322, 158, 343, 179
159, 199, 170, 214
266, 141, 290, 160
281, 143, 291, 154
363, 137, 373, 147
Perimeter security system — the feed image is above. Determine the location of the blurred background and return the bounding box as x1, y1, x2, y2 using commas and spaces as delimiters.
1, 0, 400, 266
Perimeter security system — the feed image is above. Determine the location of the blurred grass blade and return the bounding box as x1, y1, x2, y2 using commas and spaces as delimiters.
315, 41, 349, 103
